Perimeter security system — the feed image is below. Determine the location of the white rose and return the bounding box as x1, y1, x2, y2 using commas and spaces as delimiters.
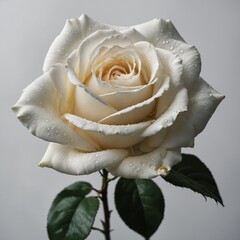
13, 14, 224, 179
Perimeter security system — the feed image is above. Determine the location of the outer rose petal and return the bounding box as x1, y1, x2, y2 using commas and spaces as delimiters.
161, 78, 224, 149
107, 147, 181, 179
64, 113, 153, 149
39, 143, 128, 175
182, 78, 225, 136
12, 64, 98, 151
134, 18, 201, 89
43, 14, 111, 72
134, 18, 185, 44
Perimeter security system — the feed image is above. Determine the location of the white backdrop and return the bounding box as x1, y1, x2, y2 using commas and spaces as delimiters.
1, 0, 239, 239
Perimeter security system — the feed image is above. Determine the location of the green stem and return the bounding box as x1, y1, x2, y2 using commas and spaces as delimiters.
101, 169, 111, 240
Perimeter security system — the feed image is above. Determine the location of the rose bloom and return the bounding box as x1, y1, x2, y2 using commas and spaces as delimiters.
13, 14, 224, 178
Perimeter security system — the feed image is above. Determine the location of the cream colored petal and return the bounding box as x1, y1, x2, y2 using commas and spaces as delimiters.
99, 84, 152, 110
12, 64, 98, 151
133, 18, 185, 45
159, 41, 201, 89
142, 87, 188, 137
39, 143, 129, 175
100, 76, 170, 125
120, 28, 147, 43
139, 128, 167, 152
133, 18, 201, 89
64, 113, 153, 135
182, 78, 225, 136
66, 65, 117, 122
107, 147, 182, 179
161, 114, 195, 148
64, 113, 153, 149
86, 74, 141, 95
156, 48, 183, 87
76, 29, 133, 81
43, 14, 113, 72
134, 41, 162, 84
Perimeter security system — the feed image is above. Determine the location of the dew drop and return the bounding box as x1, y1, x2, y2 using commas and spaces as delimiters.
162, 40, 166, 44
209, 93, 213, 97
170, 45, 174, 50
150, 165, 156, 170
165, 40, 169, 44
47, 127, 50, 131
180, 49, 184, 53
128, 162, 132, 167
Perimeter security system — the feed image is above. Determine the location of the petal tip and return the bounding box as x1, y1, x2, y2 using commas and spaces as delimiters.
157, 165, 170, 176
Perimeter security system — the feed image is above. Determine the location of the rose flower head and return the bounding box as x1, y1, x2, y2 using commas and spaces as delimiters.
13, 14, 224, 179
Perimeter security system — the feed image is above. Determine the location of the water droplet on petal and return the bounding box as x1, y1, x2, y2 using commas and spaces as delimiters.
165, 40, 169, 44
170, 45, 174, 50
180, 49, 184, 53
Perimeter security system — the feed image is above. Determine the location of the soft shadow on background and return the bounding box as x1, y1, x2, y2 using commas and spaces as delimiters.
1, 0, 239, 239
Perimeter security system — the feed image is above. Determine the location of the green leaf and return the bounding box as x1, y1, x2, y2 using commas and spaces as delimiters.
162, 154, 224, 206
47, 182, 100, 240
115, 178, 165, 239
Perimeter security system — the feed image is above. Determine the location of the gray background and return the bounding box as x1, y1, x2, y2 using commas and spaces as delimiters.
1, 0, 239, 239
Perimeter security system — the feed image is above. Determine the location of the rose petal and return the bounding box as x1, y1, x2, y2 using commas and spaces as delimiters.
134, 41, 162, 84
182, 78, 225, 136
85, 74, 141, 95
142, 87, 188, 137
134, 18, 185, 45
39, 143, 128, 175
75, 29, 134, 81
156, 48, 183, 87
107, 147, 181, 179
43, 14, 113, 72
139, 129, 167, 152
99, 76, 170, 125
99, 84, 153, 110
64, 113, 153, 149
120, 28, 147, 43
161, 114, 195, 148
66, 65, 117, 122
134, 18, 201, 89
12, 64, 98, 151
158, 41, 201, 89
